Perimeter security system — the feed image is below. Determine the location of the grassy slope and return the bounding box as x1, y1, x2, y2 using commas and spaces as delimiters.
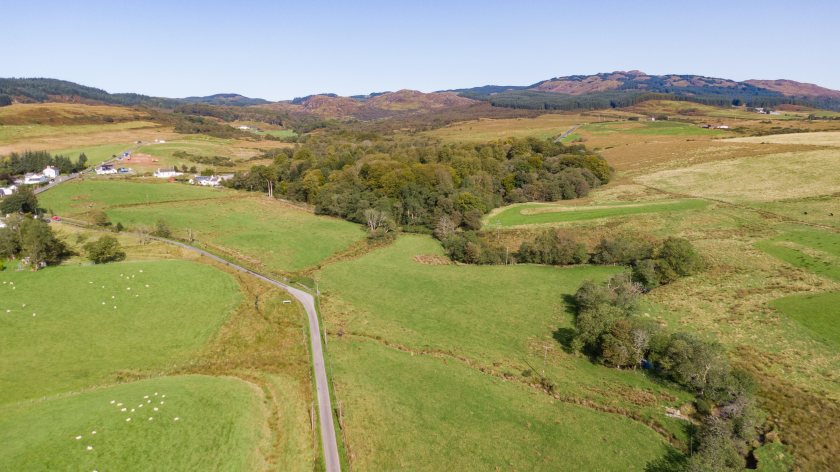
771, 292, 840, 349
755, 230, 840, 281
334, 340, 668, 471
39, 179, 365, 272
0, 121, 158, 143
38, 179, 227, 216
485, 199, 708, 227
0, 260, 241, 404
53, 142, 135, 166
0, 375, 264, 471
319, 235, 690, 469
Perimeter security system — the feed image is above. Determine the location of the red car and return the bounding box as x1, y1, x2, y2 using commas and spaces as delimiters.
50, 215, 61, 221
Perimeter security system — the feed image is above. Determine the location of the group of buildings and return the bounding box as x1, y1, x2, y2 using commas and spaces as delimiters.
0, 166, 61, 196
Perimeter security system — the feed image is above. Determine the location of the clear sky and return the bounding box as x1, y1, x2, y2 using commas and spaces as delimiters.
4, 0, 838, 101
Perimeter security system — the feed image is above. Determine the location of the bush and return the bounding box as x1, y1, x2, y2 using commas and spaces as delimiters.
84, 235, 126, 264
592, 234, 655, 265
152, 219, 172, 238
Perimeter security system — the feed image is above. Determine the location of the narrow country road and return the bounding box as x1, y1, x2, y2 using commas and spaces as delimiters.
38, 162, 342, 471
158, 239, 342, 472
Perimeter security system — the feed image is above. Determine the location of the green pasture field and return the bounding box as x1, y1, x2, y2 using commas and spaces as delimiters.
52, 142, 135, 166
331, 339, 669, 471
107, 197, 364, 273
0, 260, 241, 404
580, 120, 724, 137
0, 375, 265, 471
38, 179, 228, 216
485, 199, 708, 227
755, 230, 840, 281
771, 292, 840, 349
318, 235, 691, 469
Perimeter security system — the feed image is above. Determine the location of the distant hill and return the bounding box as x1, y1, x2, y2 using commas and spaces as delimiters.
267, 90, 480, 120
181, 93, 270, 106
454, 71, 840, 111
0, 78, 267, 108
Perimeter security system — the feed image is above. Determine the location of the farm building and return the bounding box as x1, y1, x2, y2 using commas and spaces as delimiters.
43, 166, 60, 179
0, 184, 17, 196
154, 168, 182, 179
22, 173, 49, 185
95, 164, 118, 175
189, 174, 233, 187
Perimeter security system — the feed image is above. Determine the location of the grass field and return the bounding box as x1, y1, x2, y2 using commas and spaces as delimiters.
0, 260, 241, 404
332, 339, 669, 471
0, 121, 159, 144
581, 120, 725, 138
635, 149, 840, 203
318, 235, 691, 469
0, 103, 149, 125
0, 375, 265, 471
52, 142, 135, 166
731, 130, 840, 147
485, 199, 708, 227
424, 113, 585, 142
257, 129, 297, 138
771, 292, 840, 349
38, 179, 228, 216
108, 197, 365, 273
755, 230, 840, 281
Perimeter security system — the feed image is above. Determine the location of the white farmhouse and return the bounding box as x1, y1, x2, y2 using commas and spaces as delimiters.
23, 173, 49, 185
0, 185, 17, 196
154, 168, 182, 179
43, 166, 60, 180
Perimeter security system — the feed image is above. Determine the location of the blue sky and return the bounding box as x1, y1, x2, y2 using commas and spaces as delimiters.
4, 0, 838, 100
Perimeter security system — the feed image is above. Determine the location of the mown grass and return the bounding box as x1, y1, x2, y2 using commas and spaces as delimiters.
0, 260, 241, 404
318, 235, 691, 469
257, 129, 297, 138
38, 178, 228, 216
771, 292, 840, 348
485, 199, 708, 227
755, 229, 840, 281
332, 339, 669, 471
0, 375, 265, 471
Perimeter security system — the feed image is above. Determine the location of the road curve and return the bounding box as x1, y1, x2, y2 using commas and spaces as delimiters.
158, 239, 342, 472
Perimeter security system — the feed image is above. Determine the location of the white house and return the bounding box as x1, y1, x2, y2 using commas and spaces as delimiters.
154, 168, 182, 179
43, 166, 60, 180
23, 173, 49, 185
716, 125, 730, 130
238, 125, 251, 131
95, 164, 118, 175
0, 185, 17, 196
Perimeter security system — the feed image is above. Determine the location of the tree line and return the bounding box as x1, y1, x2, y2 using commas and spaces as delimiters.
441, 230, 703, 290
224, 135, 613, 233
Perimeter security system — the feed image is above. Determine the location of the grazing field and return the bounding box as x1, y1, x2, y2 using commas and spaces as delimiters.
0, 260, 241, 404
107, 196, 365, 273
485, 199, 708, 227
332, 340, 669, 471
424, 113, 585, 142
730, 130, 840, 147
0, 375, 265, 471
257, 129, 297, 138
635, 149, 840, 203
52, 142, 135, 166
318, 235, 691, 469
38, 178, 228, 216
771, 292, 840, 349
755, 230, 840, 281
